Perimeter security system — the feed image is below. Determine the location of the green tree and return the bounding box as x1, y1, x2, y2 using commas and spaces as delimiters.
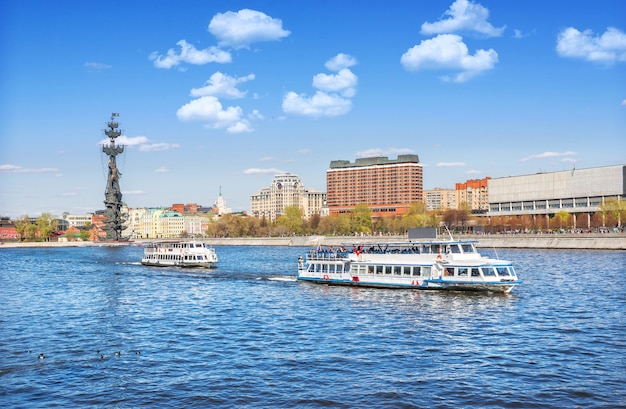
276, 206, 304, 235
351, 204, 372, 234
553, 210, 570, 230
36, 213, 58, 241
14, 215, 31, 241
600, 197, 625, 228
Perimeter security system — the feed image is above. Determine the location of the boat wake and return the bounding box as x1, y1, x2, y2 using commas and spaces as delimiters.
266, 276, 297, 282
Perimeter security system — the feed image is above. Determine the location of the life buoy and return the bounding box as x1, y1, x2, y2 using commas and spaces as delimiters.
323, 274, 330, 280
436, 252, 443, 261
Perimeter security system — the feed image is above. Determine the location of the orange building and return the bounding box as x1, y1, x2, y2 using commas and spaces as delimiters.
326, 155, 423, 217
455, 177, 490, 213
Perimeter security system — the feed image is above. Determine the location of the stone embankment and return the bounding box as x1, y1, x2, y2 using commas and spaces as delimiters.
2, 234, 624, 250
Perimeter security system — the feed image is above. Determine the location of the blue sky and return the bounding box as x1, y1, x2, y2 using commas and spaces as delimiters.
1, 0, 625, 218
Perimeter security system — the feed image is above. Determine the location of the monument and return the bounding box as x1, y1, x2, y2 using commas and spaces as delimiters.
101, 113, 126, 240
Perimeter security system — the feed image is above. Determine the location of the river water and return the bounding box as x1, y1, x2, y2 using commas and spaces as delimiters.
1, 245, 624, 408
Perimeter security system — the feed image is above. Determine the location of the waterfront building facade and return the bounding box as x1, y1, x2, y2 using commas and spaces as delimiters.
326, 155, 423, 217
487, 165, 625, 228
62, 212, 94, 228
424, 188, 457, 211
250, 174, 326, 221
456, 177, 490, 213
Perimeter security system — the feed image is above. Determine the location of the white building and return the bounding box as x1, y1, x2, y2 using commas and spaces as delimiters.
488, 165, 625, 228
62, 212, 94, 227
250, 174, 326, 221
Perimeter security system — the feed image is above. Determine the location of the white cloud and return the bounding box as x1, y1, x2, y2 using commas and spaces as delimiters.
325, 53, 357, 71
283, 53, 358, 117
0, 164, 59, 173
139, 143, 181, 152
84, 61, 111, 70
466, 169, 481, 174
520, 151, 576, 162
99, 135, 180, 151
313, 68, 358, 97
283, 91, 352, 117
190, 72, 255, 99
355, 148, 415, 158
208, 9, 290, 49
401, 34, 498, 82
150, 40, 231, 69
154, 166, 169, 173
177, 96, 243, 126
437, 162, 466, 167
622, 99, 626, 106
243, 168, 287, 175
122, 190, 145, 195
421, 0, 505, 37
557, 27, 626, 63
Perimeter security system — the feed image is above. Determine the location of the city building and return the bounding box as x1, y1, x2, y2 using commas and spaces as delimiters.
326, 155, 423, 217
250, 174, 326, 221
487, 165, 625, 228
62, 212, 94, 228
456, 177, 490, 213
424, 188, 457, 211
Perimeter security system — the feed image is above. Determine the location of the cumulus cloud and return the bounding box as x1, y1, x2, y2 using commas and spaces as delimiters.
190, 72, 255, 99
421, 0, 504, 37
176, 96, 252, 133
401, 34, 498, 82
520, 151, 576, 162
150, 40, 231, 69
557, 26, 626, 63
0, 164, 59, 173
208, 9, 290, 49
355, 148, 415, 158
243, 168, 287, 175
283, 53, 358, 117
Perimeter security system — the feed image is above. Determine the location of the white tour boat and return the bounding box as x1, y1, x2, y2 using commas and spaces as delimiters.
297, 237, 521, 294
141, 241, 218, 268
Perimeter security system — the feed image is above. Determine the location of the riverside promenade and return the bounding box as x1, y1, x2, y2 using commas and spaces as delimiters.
1, 233, 624, 250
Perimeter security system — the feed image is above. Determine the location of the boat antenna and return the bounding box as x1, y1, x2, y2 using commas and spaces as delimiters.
444, 225, 454, 240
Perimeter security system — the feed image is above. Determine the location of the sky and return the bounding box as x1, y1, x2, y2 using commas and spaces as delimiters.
1, 0, 625, 218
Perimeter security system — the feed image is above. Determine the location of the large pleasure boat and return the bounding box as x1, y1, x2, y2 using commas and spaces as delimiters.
297, 237, 521, 294
141, 240, 218, 268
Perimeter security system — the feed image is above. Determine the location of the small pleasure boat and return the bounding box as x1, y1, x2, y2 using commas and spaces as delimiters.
297, 238, 521, 294
141, 240, 218, 268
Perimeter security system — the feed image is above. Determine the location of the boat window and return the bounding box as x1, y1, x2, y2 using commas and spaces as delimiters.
402, 266, 412, 275
413, 266, 421, 276
444, 268, 454, 277
368, 266, 375, 274
508, 267, 517, 277
457, 267, 468, 276
461, 244, 475, 253
482, 267, 496, 276
376, 266, 384, 275
471, 268, 480, 277
432, 245, 441, 254
495, 267, 510, 276
384, 266, 392, 275
421, 267, 430, 277
450, 245, 461, 254
393, 266, 402, 275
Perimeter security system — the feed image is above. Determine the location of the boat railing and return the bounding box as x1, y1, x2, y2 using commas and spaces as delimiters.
307, 250, 349, 261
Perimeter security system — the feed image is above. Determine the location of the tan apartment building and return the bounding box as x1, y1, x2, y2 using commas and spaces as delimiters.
326, 155, 423, 217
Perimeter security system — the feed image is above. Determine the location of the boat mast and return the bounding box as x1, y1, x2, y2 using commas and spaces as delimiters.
101, 113, 126, 240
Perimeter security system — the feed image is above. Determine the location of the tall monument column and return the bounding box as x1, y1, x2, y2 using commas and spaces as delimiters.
101, 113, 126, 240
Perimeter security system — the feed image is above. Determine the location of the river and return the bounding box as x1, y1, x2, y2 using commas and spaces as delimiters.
1, 245, 624, 408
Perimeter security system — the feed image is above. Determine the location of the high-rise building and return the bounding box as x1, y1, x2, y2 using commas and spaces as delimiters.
326, 155, 423, 217
456, 177, 490, 213
423, 188, 457, 211
250, 174, 326, 221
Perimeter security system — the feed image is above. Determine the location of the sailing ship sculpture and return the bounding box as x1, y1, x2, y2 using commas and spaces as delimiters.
101, 113, 126, 240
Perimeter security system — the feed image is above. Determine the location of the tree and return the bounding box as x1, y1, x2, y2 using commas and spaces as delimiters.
600, 197, 625, 228
276, 206, 304, 235
14, 215, 31, 241
36, 213, 58, 241
351, 204, 372, 234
